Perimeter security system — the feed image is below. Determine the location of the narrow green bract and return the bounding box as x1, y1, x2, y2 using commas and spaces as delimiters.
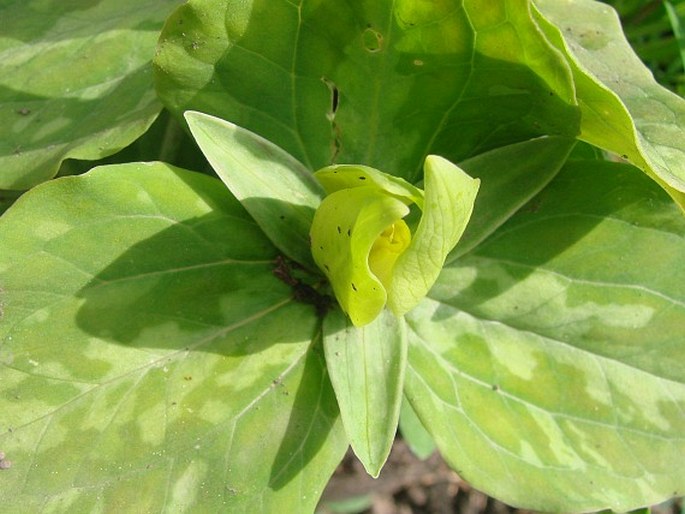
310, 157, 480, 326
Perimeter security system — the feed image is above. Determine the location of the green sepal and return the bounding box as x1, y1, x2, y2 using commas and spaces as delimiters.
184, 110, 325, 269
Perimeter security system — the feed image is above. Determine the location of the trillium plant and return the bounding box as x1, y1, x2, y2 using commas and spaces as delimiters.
1, 0, 684, 512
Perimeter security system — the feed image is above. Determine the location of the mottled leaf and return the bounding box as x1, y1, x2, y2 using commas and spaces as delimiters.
534, 0, 685, 207
0, 163, 346, 512
0, 0, 183, 189
323, 309, 407, 477
154, 0, 580, 181
405, 160, 685, 512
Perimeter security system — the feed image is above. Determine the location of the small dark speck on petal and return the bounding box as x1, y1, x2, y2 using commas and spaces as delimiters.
359, 176, 366, 180
351, 283, 357, 291
337, 226, 341, 234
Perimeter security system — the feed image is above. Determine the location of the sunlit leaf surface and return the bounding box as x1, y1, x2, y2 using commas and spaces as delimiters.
0, 163, 347, 512
406, 160, 685, 512
535, 0, 685, 207
154, 0, 580, 182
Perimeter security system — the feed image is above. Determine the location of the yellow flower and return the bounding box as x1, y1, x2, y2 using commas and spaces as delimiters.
310, 156, 480, 326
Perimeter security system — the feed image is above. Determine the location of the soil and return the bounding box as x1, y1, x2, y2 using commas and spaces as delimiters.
318, 440, 683, 514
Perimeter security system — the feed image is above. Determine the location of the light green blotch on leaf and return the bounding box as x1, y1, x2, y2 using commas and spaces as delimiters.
169, 460, 208, 513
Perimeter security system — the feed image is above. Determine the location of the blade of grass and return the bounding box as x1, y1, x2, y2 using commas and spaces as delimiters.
664, 1, 685, 68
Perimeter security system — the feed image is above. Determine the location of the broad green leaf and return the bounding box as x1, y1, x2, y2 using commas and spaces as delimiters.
154, 0, 580, 181
534, 0, 685, 208
387, 155, 479, 316
452, 136, 576, 259
0, 163, 347, 512
185, 110, 325, 269
0, 0, 184, 190
405, 160, 685, 512
323, 309, 407, 477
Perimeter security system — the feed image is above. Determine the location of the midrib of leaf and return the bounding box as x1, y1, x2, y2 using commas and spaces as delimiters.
361, 323, 373, 459
32, 246, 270, 288
363, 0, 399, 166
228, 0, 316, 170
418, 40, 476, 180
88, 258, 273, 288
290, 0, 314, 170
2, 251, 275, 347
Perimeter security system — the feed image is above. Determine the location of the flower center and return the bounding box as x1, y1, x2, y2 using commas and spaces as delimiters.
368, 219, 411, 289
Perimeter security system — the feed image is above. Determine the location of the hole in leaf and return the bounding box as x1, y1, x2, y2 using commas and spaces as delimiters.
321, 76, 343, 163
362, 27, 383, 52
321, 76, 339, 118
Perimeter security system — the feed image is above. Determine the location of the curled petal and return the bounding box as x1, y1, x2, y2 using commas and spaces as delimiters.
315, 164, 424, 207
368, 219, 412, 290
387, 155, 480, 316
310, 156, 479, 326
310, 186, 409, 326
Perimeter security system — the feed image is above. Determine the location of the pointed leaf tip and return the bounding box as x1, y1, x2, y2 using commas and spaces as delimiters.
184, 111, 325, 269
